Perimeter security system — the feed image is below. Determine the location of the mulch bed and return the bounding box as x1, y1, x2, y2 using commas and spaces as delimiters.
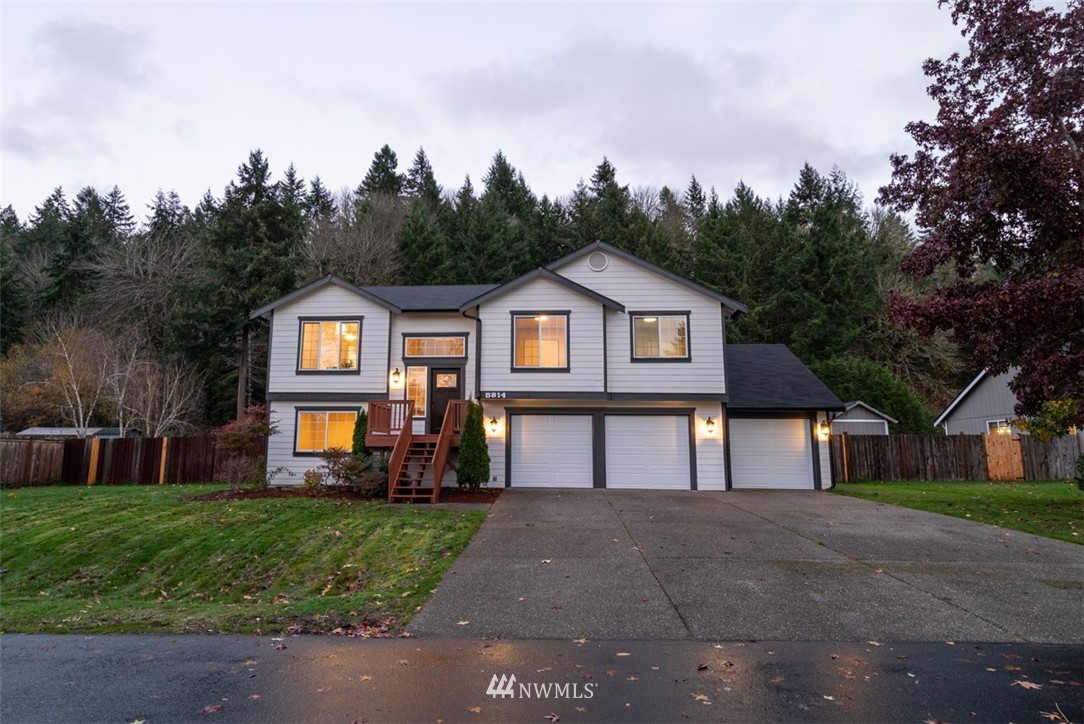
188, 486, 503, 505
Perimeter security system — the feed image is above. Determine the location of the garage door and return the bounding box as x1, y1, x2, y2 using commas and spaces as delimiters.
606, 415, 691, 489
510, 414, 593, 487
729, 418, 814, 489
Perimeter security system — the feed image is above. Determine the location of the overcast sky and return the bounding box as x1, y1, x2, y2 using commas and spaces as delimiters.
1, 2, 967, 223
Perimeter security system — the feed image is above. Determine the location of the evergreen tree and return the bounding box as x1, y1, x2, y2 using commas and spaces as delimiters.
39, 186, 110, 309
0, 206, 26, 351
305, 176, 336, 220
357, 144, 404, 197
146, 190, 190, 235
398, 199, 448, 285
809, 357, 935, 434
684, 176, 706, 220
656, 186, 693, 276
352, 408, 369, 458
457, 401, 490, 491
102, 186, 135, 241
404, 147, 442, 208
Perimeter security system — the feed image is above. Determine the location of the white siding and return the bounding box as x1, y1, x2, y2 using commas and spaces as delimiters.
817, 411, 833, 488
388, 313, 476, 434
266, 400, 367, 486
267, 286, 391, 396
554, 253, 726, 396
477, 276, 605, 394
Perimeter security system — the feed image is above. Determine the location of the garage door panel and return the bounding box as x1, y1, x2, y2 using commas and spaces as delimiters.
730, 418, 813, 490
511, 415, 593, 488
606, 415, 691, 489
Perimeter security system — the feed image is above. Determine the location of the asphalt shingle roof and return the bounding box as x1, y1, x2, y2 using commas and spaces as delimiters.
726, 344, 844, 411
364, 284, 499, 311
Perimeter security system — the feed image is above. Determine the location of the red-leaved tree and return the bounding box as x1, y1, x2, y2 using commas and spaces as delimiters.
879, 0, 1083, 421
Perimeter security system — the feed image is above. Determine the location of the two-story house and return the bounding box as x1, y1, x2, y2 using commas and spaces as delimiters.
250, 241, 843, 498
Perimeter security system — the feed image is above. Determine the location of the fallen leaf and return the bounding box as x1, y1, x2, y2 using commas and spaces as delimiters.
467, 707, 482, 714
1005, 665, 1023, 671
457, 621, 471, 626
867, 641, 882, 647
316, 687, 330, 693
697, 663, 709, 671
616, 652, 631, 657
770, 676, 784, 684
651, 666, 660, 671
573, 637, 587, 644
627, 676, 639, 681
359, 675, 373, 681
606, 669, 618, 677
243, 659, 258, 666
200, 704, 222, 715
274, 644, 287, 650
1012, 680, 1043, 690
544, 714, 559, 722
692, 694, 711, 702
574, 707, 587, 713
248, 694, 260, 700
823, 695, 835, 701
1039, 704, 1069, 722
541, 559, 552, 564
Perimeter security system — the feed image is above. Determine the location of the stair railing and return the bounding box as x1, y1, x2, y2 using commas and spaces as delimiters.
430, 400, 469, 502
386, 401, 415, 501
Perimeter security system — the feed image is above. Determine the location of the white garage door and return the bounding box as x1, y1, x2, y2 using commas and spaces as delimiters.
510, 415, 593, 487
730, 417, 814, 490
606, 415, 691, 489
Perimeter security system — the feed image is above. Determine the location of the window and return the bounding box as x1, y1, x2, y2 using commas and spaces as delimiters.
296, 410, 357, 453
299, 320, 359, 371
987, 419, 1012, 434
406, 366, 427, 417
632, 314, 688, 359
404, 336, 466, 358
513, 314, 568, 369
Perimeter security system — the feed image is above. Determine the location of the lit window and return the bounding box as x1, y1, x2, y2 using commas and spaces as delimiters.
406, 367, 427, 417
404, 336, 466, 357
296, 411, 357, 452
299, 321, 359, 371
632, 315, 688, 359
514, 314, 567, 368
987, 419, 1012, 435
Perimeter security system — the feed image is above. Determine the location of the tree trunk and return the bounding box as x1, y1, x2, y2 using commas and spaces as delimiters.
236, 329, 249, 420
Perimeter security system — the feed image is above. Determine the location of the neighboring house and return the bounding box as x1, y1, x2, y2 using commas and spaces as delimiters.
15, 427, 140, 439
935, 369, 1020, 435
251, 241, 844, 496
830, 401, 896, 436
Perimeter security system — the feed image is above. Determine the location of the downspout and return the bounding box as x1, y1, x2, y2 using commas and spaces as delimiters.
461, 307, 481, 400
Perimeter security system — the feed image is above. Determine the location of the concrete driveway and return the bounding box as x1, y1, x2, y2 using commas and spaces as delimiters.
409, 490, 1083, 643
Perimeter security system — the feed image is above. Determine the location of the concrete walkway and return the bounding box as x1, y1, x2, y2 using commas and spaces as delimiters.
408, 490, 1084, 642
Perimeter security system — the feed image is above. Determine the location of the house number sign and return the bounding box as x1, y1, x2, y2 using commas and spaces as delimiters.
481, 392, 507, 399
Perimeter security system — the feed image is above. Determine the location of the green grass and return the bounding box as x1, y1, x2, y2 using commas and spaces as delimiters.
833, 480, 1083, 544
0, 485, 486, 634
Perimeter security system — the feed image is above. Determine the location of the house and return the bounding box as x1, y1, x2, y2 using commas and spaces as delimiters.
829, 401, 896, 436
935, 369, 1020, 435
250, 241, 844, 498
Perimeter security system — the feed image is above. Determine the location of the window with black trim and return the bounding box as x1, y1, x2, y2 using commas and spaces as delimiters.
296, 410, 357, 453
513, 314, 568, 369
299, 320, 360, 371
632, 314, 688, 359
404, 336, 466, 358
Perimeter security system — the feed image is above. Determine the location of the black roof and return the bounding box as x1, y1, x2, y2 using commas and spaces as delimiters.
726, 344, 844, 411
365, 284, 499, 311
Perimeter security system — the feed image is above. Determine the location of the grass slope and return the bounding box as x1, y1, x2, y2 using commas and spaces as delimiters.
0, 485, 485, 634
834, 480, 1083, 544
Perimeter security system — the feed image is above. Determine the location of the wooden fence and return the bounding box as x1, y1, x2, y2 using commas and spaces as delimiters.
831, 432, 1082, 483
0, 436, 266, 487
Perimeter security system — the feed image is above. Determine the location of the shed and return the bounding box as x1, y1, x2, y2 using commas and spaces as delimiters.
830, 401, 896, 436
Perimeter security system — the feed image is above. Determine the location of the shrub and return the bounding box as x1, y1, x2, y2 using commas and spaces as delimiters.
213, 405, 278, 490
317, 447, 387, 499
457, 401, 490, 492
352, 409, 369, 458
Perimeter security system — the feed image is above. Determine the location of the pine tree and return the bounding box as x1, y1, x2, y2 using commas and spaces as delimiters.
305, 177, 336, 220
146, 190, 190, 235
684, 176, 706, 220
352, 408, 369, 458
0, 206, 26, 351
357, 144, 404, 197
404, 147, 442, 208
456, 401, 490, 491
399, 199, 448, 284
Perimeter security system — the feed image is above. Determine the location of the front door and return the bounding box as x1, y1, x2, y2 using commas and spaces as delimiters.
427, 368, 462, 433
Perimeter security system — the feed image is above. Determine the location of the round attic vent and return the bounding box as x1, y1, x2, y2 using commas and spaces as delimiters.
587, 251, 608, 272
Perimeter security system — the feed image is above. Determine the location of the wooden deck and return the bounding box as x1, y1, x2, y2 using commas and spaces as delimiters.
367, 400, 469, 503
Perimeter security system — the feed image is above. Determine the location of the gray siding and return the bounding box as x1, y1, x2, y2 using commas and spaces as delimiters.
831, 406, 889, 436
943, 371, 1019, 435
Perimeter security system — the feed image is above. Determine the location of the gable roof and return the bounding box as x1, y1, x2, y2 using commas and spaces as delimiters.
546, 240, 748, 315
841, 400, 898, 423
458, 267, 625, 312
250, 275, 402, 318
366, 284, 498, 311
933, 369, 990, 427
725, 344, 844, 411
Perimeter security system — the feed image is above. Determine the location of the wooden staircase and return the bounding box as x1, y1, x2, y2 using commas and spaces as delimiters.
387, 400, 468, 503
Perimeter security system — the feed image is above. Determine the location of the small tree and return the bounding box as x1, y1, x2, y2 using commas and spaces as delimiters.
213, 404, 277, 489
457, 401, 490, 492
352, 408, 369, 458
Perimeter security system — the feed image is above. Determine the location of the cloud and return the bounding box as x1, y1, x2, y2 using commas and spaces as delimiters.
4, 17, 151, 160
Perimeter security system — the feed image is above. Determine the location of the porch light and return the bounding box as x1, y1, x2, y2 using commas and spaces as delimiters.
390, 368, 402, 387
705, 416, 715, 435
818, 420, 831, 442
489, 416, 499, 434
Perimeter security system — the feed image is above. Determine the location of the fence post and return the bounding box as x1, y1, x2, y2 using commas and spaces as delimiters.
159, 437, 169, 485
86, 438, 101, 486
840, 432, 850, 483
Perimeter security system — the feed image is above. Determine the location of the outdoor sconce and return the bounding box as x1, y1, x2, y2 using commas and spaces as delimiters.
705, 417, 716, 435
818, 420, 831, 442
390, 368, 402, 387
489, 416, 500, 434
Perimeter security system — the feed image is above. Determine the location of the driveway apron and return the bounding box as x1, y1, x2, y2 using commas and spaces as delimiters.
407, 490, 1084, 643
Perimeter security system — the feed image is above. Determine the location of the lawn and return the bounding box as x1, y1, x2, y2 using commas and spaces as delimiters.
833, 480, 1083, 544
0, 485, 486, 634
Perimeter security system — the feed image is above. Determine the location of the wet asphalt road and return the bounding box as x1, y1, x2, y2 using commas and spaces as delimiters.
1, 635, 1081, 723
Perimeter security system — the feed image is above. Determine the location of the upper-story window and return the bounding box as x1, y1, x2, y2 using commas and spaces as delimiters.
513, 313, 568, 370
298, 319, 360, 372
631, 313, 689, 361
404, 336, 466, 358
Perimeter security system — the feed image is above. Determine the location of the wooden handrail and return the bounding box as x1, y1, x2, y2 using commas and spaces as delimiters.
386, 401, 415, 501
429, 400, 469, 503
369, 400, 413, 434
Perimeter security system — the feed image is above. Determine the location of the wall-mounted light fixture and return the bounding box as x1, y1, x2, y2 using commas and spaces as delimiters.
818, 420, 831, 442
390, 368, 402, 387
705, 416, 716, 435
489, 416, 500, 434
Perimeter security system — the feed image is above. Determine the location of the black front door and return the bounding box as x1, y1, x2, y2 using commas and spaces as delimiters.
427, 368, 462, 433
